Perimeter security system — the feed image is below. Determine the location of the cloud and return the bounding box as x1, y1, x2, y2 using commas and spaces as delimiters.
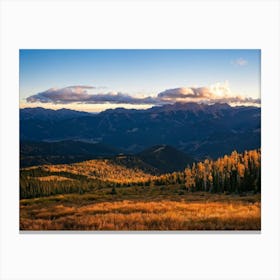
231, 58, 248, 66
158, 83, 230, 101
85, 92, 160, 105
26, 86, 96, 104
27, 86, 161, 105
157, 83, 260, 105
26, 83, 260, 107
158, 87, 214, 100
209, 96, 260, 105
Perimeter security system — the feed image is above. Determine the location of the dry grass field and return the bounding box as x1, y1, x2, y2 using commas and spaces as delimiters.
20, 192, 261, 230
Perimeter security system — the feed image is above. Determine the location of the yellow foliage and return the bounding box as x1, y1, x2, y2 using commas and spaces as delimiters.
32, 175, 74, 182
20, 196, 261, 230
35, 159, 155, 184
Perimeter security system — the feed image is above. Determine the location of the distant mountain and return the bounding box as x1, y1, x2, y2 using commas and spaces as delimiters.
147, 102, 232, 114
20, 107, 92, 121
20, 103, 261, 160
20, 140, 120, 167
137, 145, 194, 173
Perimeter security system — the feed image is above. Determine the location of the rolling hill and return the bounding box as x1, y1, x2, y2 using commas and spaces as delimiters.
20, 141, 194, 173
20, 140, 120, 167
137, 144, 194, 173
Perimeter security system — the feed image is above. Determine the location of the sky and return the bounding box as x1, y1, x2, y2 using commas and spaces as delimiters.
19, 49, 261, 112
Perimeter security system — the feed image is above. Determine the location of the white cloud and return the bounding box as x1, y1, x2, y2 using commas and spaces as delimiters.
231, 57, 248, 66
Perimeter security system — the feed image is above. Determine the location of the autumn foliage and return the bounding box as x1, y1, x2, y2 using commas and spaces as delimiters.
20, 193, 260, 230
185, 149, 261, 193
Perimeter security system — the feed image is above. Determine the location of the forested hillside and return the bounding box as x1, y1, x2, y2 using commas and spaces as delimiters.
20, 149, 260, 199
184, 149, 261, 193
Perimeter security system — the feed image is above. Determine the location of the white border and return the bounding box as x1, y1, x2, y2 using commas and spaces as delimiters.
1, 1, 279, 280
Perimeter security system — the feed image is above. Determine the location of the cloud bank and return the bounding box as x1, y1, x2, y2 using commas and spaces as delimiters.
158, 83, 260, 105
26, 86, 96, 103
26, 86, 160, 105
26, 83, 260, 106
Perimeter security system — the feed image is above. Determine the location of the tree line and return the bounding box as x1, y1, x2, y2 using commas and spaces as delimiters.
20, 149, 261, 199
184, 149, 261, 193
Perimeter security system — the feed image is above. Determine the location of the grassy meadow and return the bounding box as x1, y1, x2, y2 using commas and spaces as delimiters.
20, 187, 261, 231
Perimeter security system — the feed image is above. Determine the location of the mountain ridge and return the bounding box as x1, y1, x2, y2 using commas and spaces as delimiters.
20, 102, 260, 160
20, 107, 93, 121
20, 102, 258, 116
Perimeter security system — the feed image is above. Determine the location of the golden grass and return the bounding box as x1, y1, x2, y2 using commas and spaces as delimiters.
28, 159, 154, 183
31, 175, 75, 182
20, 196, 260, 230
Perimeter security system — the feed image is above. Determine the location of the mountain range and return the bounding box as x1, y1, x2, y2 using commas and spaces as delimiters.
20, 102, 260, 170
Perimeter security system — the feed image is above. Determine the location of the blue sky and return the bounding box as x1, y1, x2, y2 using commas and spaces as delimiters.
20, 49, 261, 112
